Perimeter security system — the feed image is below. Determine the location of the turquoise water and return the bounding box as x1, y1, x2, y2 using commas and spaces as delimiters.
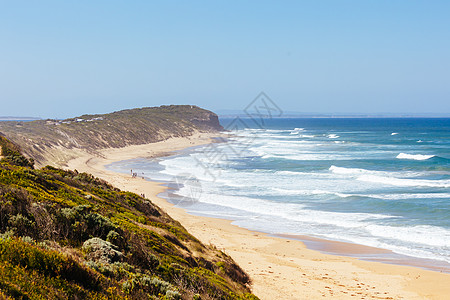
108, 118, 450, 266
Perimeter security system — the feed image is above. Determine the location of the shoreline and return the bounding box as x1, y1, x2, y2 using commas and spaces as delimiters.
64, 133, 450, 299
275, 234, 450, 274
159, 190, 450, 275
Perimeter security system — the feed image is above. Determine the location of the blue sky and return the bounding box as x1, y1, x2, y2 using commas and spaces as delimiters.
1, 1, 449, 118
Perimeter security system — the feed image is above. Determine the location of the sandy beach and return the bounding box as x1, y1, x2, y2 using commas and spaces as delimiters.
64, 133, 450, 300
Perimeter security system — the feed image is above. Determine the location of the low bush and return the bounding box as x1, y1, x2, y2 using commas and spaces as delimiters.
82, 237, 123, 264
0, 237, 100, 290
0, 136, 34, 168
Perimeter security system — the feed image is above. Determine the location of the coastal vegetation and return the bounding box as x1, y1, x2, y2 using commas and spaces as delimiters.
0, 136, 257, 299
0, 135, 34, 168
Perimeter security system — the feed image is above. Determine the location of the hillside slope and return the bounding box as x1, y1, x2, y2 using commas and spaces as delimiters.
0, 136, 257, 299
0, 105, 223, 167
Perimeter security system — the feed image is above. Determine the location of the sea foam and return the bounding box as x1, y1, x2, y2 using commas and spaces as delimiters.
357, 174, 450, 188
396, 153, 435, 160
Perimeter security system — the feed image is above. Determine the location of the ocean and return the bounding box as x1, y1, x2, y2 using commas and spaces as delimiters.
107, 118, 450, 269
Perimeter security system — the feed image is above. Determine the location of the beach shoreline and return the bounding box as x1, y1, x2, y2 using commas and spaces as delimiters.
64, 132, 450, 300
275, 234, 450, 274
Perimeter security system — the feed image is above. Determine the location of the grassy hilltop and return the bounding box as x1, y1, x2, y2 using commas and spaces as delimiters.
0, 136, 257, 299
0, 105, 223, 167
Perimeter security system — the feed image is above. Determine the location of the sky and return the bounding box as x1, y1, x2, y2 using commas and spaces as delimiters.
1, 1, 450, 118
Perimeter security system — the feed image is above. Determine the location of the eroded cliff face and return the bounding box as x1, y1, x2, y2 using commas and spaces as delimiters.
0, 105, 224, 166
190, 110, 223, 131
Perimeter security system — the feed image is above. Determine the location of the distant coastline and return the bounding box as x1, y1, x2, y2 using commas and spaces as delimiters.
217, 111, 450, 118
0, 116, 42, 121
3, 113, 450, 122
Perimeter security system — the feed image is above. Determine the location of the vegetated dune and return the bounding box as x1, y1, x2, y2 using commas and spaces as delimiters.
0, 105, 223, 167
0, 135, 257, 299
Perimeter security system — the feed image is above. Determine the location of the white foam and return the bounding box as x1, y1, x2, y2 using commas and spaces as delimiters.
266, 129, 291, 133
329, 165, 390, 176
290, 128, 304, 135
330, 165, 367, 175
396, 153, 435, 160
269, 186, 450, 200
181, 191, 308, 217
374, 243, 450, 264
327, 134, 340, 139
270, 187, 351, 198
300, 134, 316, 138
262, 153, 352, 161
190, 192, 393, 228
329, 165, 430, 178
366, 224, 450, 248
357, 175, 450, 188
365, 193, 450, 200
321, 234, 450, 264
391, 132, 399, 135
275, 170, 302, 176
266, 183, 450, 200
274, 170, 331, 177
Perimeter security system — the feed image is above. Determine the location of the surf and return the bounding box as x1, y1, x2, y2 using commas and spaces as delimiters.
396, 153, 436, 160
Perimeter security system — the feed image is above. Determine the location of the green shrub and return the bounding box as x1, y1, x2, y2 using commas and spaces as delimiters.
82, 237, 123, 264
86, 261, 134, 280
20, 236, 35, 244
106, 230, 127, 250
86, 212, 117, 239
8, 213, 35, 236
0, 237, 100, 290
0, 136, 34, 168
146, 276, 174, 295
165, 289, 182, 300
55, 205, 119, 243
121, 275, 181, 298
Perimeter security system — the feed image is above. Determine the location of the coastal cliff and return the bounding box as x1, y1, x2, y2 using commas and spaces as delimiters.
0, 105, 223, 167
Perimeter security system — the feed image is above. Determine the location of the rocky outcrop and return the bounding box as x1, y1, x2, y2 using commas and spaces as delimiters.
190, 112, 223, 131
